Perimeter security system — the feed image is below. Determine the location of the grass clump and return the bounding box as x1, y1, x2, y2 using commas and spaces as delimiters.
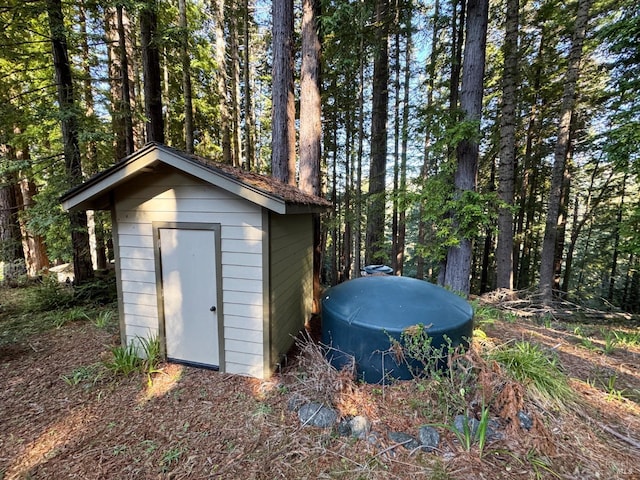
490, 341, 573, 408
104, 335, 163, 382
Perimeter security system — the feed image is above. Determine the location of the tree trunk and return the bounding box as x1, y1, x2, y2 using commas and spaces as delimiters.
271, 0, 296, 184
539, 0, 592, 303
444, 0, 489, 296
396, 16, 411, 277
354, 31, 365, 278
179, 0, 194, 153
365, 0, 390, 265
299, 0, 321, 196
417, 0, 440, 280
391, 0, 401, 274
299, 0, 322, 312
214, 0, 232, 163
230, 9, 242, 167
607, 171, 627, 303
495, 0, 519, 290
243, 0, 255, 169
46, 0, 93, 283
0, 160, 24, 267
140, 0, 165, 144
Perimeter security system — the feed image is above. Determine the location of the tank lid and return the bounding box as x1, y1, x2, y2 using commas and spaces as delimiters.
322, 276, 473, 331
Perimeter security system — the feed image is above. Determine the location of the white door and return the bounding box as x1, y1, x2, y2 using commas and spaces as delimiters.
159, 227, 220, 368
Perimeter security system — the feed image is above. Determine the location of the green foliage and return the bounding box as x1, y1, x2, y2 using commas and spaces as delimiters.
25, 276, 75, 312
105, 342, 141, 376
92, 309, 117, 329
612, 329, 640, 347
490, 341, 574, 408
395, 325, 475, 421
60, 363, 103, 387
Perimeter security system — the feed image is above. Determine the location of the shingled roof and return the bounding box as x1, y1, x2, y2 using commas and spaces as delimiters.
61, 143, 332, 215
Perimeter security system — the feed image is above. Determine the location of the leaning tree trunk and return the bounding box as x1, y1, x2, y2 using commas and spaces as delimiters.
444, 0, 489, 296
539, 0, 592, 303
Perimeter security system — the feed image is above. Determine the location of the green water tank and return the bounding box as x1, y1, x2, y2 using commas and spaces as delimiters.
321, 276, 474, 383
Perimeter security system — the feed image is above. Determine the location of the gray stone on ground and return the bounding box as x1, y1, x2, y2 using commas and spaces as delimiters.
518, 410, 533, 430
418, 425, 440, 452
453, 415, 480, 438
349, 415, 371, 439
298, 402, 338, 428
337, 417, 352, 437
287, 393, 305, 412
388, 431, 420, 450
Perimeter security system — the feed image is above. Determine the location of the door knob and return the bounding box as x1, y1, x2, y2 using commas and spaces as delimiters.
210, 306, 217, 312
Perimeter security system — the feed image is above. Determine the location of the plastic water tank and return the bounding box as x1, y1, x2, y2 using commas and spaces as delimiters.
321, 276, 474, 383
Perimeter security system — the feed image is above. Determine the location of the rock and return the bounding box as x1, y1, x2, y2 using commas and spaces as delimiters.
418, 425, 440, 452
337, 417, 352, 437
298, 402, 338, 428
486, 418, 504, 441
453, 415, 480, 438
388, 431, 420, 450
287, 394, 305, 412
349, 416, 371, 439
518, 410, 533, 430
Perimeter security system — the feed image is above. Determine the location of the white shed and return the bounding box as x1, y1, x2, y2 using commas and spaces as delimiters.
61, 143, 330, 378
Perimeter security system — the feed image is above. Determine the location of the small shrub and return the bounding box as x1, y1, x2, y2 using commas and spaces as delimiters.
93, 309, 117, 329
25, 276, 74, 312
490, 341, 573, 408
105, 342, 140, 375
61, 364, 103, 386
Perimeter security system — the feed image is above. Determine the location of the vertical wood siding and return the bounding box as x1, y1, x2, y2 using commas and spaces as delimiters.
269, 214, 313, 368
113, 166, 265, 376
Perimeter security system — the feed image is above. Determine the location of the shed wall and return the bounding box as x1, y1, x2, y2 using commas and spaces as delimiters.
269, 213, 313, 369
113, 165, 266, 376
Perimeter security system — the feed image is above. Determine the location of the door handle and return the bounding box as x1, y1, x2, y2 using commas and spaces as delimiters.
210, 306, 217, 312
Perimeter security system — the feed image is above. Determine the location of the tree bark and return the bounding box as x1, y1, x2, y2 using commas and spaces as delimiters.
179, 0, 194, 153
539, 0, 592, 303
271, 0, 296, 184
365, 0, 390, 265
46, 0, 93, 283
243, 0, 255, 169
417, 0, 440, 280
299, 0, 322, 312
140, 0, 165, 144
496, 0, 519, 290
213, 0, 232, 164
444, 0, 489, 296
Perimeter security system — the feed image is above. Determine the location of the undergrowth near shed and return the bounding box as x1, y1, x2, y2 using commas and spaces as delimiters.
1, 284, 639, 479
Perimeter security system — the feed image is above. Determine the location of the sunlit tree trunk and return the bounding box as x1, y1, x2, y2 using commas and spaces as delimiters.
299, 0, 322, 311
539, 0, 592, 303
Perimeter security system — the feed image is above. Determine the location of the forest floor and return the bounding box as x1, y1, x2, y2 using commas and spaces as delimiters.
1, 284, 639, 479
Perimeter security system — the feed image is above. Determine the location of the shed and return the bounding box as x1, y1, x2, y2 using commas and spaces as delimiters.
61, 143, 330, 378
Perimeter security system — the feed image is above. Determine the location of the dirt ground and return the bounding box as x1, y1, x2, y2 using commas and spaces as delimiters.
1, 288, 639, 479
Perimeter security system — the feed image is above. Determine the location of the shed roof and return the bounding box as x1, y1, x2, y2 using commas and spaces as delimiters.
60, 143, 332, 215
